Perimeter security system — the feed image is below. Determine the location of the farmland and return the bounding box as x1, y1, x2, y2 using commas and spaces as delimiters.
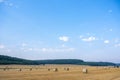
0, 65, 120, 80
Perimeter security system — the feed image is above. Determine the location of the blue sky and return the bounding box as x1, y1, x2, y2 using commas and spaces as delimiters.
0, 0, 120, 63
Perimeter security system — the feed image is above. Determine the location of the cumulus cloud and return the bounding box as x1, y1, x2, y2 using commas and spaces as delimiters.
104, 40, 110, 44
0, 45, 5, 49
59, 36, 69, 42
81, 36, 96, 42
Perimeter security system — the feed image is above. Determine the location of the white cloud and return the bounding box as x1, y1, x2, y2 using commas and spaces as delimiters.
114, 43, 120, 47
40, 47, 75, 53
42, 48, 47, 52
59, 36, 69, 42
0, 0, 14, 7
81, 36, 96, 42
20, 47, 75, 53
80, 35, 83, 38
20, 47, 33, 52
28, 48, 33, 51
0, 45, 5, 49
114, 38, 119, 43
86, 33, 90, 35
104, 40, 110, 44
65, 48, 75, 52
6, 49, 11, 52
21, 43, 27, 47
61, 44, 66, 47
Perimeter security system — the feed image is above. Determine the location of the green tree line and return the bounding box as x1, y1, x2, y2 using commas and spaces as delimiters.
0, 55, 118, 66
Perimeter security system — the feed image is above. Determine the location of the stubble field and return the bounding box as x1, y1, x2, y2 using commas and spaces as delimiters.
0, 65, 120, 80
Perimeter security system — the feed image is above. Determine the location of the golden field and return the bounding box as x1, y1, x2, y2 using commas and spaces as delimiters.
0, 65, 120, 80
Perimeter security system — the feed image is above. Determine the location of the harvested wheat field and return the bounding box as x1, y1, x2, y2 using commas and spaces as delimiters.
0, 65, 120, 80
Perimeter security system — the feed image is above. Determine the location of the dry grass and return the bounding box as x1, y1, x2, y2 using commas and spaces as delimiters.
0, 65, 120, 80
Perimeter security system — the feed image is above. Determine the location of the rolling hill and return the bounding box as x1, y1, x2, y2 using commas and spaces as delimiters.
0, 55, 117, 66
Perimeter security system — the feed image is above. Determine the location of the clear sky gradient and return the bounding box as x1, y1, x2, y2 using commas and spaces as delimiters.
0, 0, 120, 63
